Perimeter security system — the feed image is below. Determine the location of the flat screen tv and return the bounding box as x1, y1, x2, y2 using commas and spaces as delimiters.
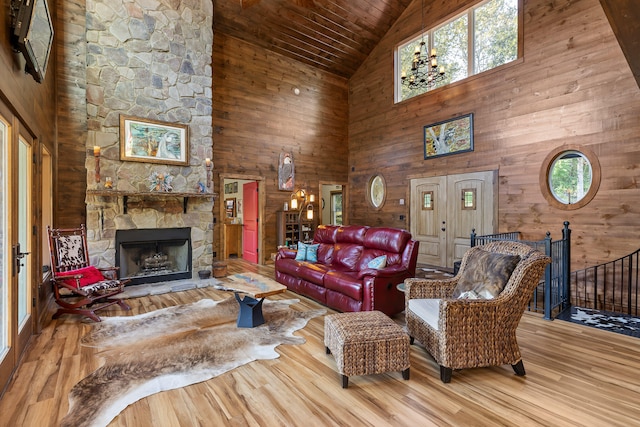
11, 0, 54, 83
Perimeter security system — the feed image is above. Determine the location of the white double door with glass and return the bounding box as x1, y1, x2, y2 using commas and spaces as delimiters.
410, 170, 496, 269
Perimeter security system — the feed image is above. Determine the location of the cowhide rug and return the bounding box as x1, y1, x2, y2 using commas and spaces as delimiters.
557, 306, 640, 338
62, 297, 325, 427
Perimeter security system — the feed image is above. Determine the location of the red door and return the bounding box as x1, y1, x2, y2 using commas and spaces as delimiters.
242, 181, 259, 263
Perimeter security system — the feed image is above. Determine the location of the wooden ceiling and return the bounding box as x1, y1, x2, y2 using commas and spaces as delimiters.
213, 0, 413, 78
599, 0, 640, 89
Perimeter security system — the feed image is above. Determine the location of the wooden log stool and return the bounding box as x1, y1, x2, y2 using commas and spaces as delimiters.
324, 310, 410, 388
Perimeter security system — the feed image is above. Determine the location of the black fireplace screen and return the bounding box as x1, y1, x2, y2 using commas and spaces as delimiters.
115, 228, 192, 285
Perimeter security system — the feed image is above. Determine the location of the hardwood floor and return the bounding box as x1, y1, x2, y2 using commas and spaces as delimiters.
1, 259, 639, 426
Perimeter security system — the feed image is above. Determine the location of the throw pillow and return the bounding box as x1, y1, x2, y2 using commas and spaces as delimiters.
60, 266, 105, 289
305, 244, 320, 263
367, 255, 387, 269
452, 250, 521, 299
295, 242, 308, 261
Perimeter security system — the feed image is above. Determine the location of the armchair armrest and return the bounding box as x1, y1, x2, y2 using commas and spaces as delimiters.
404, 277, 458, 300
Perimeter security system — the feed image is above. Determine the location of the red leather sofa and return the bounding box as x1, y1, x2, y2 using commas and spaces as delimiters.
275, 225, 420, 316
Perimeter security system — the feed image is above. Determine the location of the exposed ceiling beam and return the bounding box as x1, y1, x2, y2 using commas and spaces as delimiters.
599, 0, 640, 89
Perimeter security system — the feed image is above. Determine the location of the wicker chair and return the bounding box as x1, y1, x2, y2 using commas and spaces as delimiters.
405, 241, 551, 383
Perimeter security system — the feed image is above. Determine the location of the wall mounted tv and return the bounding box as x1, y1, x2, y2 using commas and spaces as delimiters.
11, 0, 54, 83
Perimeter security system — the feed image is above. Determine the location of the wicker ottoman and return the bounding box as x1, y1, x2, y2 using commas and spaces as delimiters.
324, 311, 410, 388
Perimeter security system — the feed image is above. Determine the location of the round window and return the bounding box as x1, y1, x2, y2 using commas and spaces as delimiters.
540, 146, 600, 210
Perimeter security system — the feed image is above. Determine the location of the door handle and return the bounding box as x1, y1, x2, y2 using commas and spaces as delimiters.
441, 220, 446, 232
12, 243, 30, 276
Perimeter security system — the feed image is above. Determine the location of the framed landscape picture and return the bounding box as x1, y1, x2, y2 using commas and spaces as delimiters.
120, 115, 189, 166
424, 113, 474, 159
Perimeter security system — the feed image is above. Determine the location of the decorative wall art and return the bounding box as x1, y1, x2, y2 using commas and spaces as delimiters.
224, 182, 238, 194
423, 113, 474, 159
278, 152, 295, 191
225, 198, 236, 218
120, 115, 189, 166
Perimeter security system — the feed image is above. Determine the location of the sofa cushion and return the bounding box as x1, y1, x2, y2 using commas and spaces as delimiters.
335, 225, 368, 245
408, 299, 441, 331
316, 243, 335, 265
296, 242, 320, 262
295, 244, 307, 261
332, 243, 364, 271
452, 249, 521, 299
275, 258, 302, 277
367, 255, 387, 269
363, 227, 411, 253
324, 270, 363, 301
306, 244, 320, 262
296, 262, 331, 285
314, 225, 339, 244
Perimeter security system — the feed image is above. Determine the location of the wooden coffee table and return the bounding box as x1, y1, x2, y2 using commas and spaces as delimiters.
215, 272, 287, 327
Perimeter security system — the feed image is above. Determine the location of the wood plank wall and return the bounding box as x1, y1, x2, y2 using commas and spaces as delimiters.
54, 0, 88, 229
0, 2, 57, 149
0, 0, 59, 330
212, 33, 349, 262
348, 0, 640, 268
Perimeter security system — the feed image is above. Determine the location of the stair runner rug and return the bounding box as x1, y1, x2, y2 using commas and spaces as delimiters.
556, 306, 640, 338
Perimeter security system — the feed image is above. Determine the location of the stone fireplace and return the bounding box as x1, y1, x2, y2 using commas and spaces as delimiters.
85, 193, 213, 282
116, 227, 192, 285
82, 0, 215, 278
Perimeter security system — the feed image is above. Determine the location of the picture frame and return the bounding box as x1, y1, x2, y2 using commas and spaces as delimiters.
424, 113, 473, 159
278, 152, 295, 191
225, 198, 236, 218
120, 115, 189, 166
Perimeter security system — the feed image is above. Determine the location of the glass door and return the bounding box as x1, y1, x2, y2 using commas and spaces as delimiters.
0, 114, 9, 389
16, 135, 33, 342
0, 106, 34, 395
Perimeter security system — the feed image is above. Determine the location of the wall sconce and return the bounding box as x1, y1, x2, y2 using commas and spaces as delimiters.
93, 146, 100, 183
205, 158, 212, 188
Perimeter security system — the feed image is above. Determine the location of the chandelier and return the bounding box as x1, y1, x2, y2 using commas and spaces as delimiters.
401, 0, 446, 90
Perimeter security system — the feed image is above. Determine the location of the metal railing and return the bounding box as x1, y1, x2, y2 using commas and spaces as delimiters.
470, 222, 571, 320
570, 249, 640, 316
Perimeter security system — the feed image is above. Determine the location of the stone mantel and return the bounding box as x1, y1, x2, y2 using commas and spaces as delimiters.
87, 189, 217, 214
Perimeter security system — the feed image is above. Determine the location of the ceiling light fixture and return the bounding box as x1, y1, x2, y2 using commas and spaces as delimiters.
401, 0, 446, 90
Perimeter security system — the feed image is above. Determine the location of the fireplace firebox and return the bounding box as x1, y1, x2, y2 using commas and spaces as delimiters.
115, 228, 192, 285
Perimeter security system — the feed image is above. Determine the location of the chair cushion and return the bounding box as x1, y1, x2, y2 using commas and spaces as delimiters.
408, 299, 441, 331
60, 266, 105, 289
452, 250, 521, 299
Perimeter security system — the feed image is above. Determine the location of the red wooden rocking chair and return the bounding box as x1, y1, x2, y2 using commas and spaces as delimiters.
47, 225, 130, 322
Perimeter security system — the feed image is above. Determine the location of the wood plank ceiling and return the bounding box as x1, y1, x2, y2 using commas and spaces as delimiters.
213, 0, 413, 78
